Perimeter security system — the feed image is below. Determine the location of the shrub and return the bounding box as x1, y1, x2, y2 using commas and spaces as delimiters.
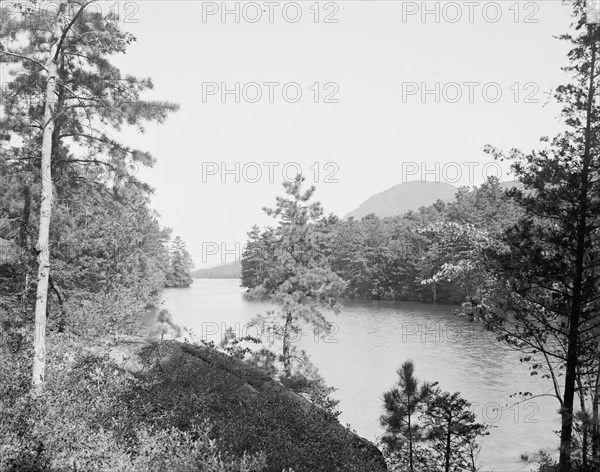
0, 337, 266, 472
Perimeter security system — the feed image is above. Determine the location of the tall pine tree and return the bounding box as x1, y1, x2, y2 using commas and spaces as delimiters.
246, 175, 346, 377
429, 3, 600, 468
380, 360, 432, 472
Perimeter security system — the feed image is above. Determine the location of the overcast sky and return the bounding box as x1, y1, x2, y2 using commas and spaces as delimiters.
104, 1, 574, 267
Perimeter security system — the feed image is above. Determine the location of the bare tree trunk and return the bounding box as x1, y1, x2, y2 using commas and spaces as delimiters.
32, 6, 65, 394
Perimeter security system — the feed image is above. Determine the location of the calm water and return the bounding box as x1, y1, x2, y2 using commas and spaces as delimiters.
162, 279, 558, 472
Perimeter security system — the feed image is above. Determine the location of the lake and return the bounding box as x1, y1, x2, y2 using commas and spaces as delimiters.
162, 279, 559, 472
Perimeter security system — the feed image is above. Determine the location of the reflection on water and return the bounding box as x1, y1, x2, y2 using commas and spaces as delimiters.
162, 279, 559, 472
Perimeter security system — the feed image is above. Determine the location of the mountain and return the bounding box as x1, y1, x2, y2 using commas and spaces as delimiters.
344, 181, 459, 219
192, 261, 241, 279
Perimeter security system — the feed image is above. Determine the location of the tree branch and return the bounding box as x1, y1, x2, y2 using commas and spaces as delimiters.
0, 50, 48, 72
53, 0, 98, 63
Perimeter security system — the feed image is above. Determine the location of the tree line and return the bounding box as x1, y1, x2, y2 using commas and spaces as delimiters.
242, 176, 518, 304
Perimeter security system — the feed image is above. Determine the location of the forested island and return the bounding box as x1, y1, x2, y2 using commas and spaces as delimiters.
241, 177, 518, 304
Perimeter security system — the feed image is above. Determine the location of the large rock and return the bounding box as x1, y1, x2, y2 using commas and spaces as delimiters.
176, 342, 388, 471
85, 335, 388, 471
99, 336, 388, 472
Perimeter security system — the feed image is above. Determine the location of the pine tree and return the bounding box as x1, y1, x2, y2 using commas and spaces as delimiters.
477, 3, 600, 468
421, 388, 489, 472
241, 224, 264, 289
249, 175, 346, 378
380, 360, 432, 472
165, 236, 194, 288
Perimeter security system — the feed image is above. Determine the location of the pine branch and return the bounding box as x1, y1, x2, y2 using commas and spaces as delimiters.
0, 49, 47, 71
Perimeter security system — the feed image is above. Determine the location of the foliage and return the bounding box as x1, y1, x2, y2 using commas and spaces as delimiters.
151, 309, 182, 340
1, 0, 180, 389
380, 360, 433, 472
380, 361, 490, 472
242, 177, 518, 304
244, 175, 346, 378
0, 335, 266, 472
421, 387, 490, 472
215, 325, 341, 418
135, 342, 384, 472
165, 236, 194, 288
0, 3, 385, 472
1, 332, 383, 472
426, 3, 600, 469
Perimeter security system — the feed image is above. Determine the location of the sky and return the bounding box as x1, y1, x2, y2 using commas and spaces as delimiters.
98, 1, 574, 267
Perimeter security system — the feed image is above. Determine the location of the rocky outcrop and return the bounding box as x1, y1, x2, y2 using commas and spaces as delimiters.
176, 342, 388, 472
89, 336, 388, 472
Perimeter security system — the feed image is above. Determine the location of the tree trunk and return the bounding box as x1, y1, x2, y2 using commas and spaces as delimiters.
49, 276, 66, 332
407, 398, 414, 472
282, 309, 292, 377
445, 413, 452, 472
593, 395, 599, 460
469, 441, 477, 472
592, 363, 600, 460
32, 6, 64, 394
577, 381, 588, 467
558, 25, 597, 471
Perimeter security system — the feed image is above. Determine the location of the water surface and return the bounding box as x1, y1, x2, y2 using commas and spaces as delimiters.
162, 279, 558, 472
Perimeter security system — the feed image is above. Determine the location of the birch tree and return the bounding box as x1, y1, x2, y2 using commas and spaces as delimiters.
0, 0, 178, 392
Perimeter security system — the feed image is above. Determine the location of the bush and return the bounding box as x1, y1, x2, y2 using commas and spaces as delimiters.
127, 342, 384, 472
0, 337, 266, 472
1, 333, 384, 472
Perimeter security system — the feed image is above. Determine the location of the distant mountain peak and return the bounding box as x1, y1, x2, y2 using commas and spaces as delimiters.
344, 181, 458, 220
192, 261, 241, 279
